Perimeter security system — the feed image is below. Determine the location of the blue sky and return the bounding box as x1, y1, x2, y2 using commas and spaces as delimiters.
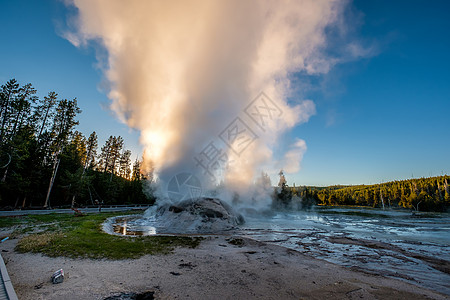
1, 0, 449, 186
0, 0, 142, 158
291, 0, 450, 186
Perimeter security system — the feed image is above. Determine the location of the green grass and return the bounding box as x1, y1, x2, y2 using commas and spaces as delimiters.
0, 216, 26, 228
6, 211, 202, 259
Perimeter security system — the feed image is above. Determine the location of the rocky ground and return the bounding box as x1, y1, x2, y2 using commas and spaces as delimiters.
154, 197, 245, 233
1, 235, 447, 300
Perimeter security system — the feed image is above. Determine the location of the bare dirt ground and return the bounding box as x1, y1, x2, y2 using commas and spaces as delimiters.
1, 235, 447, 300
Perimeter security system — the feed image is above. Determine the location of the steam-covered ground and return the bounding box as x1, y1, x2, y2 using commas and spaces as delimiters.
240, 207, 450, 295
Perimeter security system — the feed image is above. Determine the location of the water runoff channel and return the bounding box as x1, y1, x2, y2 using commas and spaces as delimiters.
103, 205, 450, 296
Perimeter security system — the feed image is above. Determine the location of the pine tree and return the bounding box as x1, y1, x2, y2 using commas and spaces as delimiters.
99, 135, 123, 175
10, 83, 37, 138
0, 79, 19, 145
44, 98, 81, 208
99, 136, 113, 173
132, 158, 142, 181
35, 91, 58, 139
84, 131, 98, 170
119, 149, 131, 179
109, 136, 123, 176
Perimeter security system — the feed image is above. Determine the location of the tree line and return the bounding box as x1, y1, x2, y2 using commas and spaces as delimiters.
312, 176, 450, 212
0, 79, 154, 209
273, 171, 450, 212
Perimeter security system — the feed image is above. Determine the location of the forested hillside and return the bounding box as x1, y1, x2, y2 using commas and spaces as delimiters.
0, 79, 154, 209
289, 176, 450, 212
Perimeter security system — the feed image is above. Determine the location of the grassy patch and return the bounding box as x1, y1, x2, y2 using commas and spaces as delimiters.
0, 215, 26, 228
13, 211, 202, 259
9, 226, 34, 238
15, 232, 64, 252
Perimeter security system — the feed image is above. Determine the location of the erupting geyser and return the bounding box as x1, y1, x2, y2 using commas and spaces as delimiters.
64, 0, 349, 200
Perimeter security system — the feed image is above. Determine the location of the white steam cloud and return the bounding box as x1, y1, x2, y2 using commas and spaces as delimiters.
65, 0, 346, 195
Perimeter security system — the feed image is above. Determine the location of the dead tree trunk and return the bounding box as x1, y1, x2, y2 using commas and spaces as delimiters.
44, 157, 60, 208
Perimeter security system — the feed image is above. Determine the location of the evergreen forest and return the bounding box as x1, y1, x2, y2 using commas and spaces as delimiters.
279, 175, 450, 212
0, 79, 154, 209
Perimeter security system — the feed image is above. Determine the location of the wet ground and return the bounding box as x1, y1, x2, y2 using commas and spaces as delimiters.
106, 206, 450, 296
241, 207, 450, 296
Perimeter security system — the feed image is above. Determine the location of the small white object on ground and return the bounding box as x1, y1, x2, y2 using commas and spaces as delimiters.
51, 269, 64, 284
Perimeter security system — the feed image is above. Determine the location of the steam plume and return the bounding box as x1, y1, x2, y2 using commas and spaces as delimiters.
65, 0, 345, 193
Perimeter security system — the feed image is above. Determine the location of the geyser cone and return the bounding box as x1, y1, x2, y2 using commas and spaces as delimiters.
155, 197, 245, 233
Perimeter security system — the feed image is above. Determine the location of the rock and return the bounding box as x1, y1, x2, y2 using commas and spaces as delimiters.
168, 205, 184, 213
34, 283, 44, 289
104, 291, 154, 300
156, 197, 245, 233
